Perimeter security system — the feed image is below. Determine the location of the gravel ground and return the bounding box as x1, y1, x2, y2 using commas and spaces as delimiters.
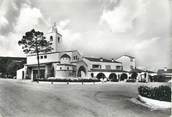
0, 79, 170, 117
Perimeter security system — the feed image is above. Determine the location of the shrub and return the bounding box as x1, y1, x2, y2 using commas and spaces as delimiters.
138, 85, 171, 102
126, 79, 136, 82
110, 78, 118, 82
35, 78, 100, 82
152, 75, 170, 82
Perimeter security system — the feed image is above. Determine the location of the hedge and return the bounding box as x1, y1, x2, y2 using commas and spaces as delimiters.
110, 78, 118, 82
126, 79, 136, 82
34, 78, 100, 82
138, 85, 171, 102
151, 75, 171, 82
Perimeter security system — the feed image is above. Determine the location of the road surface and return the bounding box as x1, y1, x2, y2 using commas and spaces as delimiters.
0, 79, 170, 117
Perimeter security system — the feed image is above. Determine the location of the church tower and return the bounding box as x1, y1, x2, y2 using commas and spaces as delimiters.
45, 23, 64, 52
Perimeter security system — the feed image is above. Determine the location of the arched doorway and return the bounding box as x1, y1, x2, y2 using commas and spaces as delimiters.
120, 73, 128, 81
109, 73, 118, 82
131, 72, 138, 79
96, 73, 106, 80
77, 66, 86, 77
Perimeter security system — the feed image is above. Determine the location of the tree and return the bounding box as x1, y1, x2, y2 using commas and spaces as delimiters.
18, 29, 52, 80
0, 58, 8, 76
0, 57, 26, 78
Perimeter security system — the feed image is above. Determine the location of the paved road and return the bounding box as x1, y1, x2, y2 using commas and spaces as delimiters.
0, 79, 170, 117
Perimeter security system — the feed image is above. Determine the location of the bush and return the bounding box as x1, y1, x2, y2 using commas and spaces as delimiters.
110, 78, 118, 82
126, 79, 136, 82
138, 85, 171, 102
152, 75, 170, 82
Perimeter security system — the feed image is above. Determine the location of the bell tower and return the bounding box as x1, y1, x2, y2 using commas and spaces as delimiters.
46, 23, 64, 52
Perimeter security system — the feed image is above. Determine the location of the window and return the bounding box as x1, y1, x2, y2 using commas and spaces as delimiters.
105, 65, 111, 70
60, 67, 62, 70
73, 56, 77, 60
116, 66, 122, 70
40, 56, 43, 59
67, 67, 69, 70
50, 36, 53, 41
58, 37, 60, 43
44, 55, 47, 59
130, 65, 134, 69
92, 64, 101, 69
130, 58, 133, 62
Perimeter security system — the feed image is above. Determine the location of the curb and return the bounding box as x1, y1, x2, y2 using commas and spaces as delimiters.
138, 95, 171, 109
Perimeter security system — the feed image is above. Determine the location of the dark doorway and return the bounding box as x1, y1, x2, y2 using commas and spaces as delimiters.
120, 73, 128, 81
131, 72, 138, 79
109, 73, 118, 82
77, 66, 86, 77
22, 71, 24, 79
96, 73, 106, 79
33, 69, 45, 80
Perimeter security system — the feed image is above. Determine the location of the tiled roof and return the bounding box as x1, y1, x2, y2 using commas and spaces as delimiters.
146, 70, 156, 73
84, 57, 121, 63
130, 68, 145, 73
123, 55, 135, 59
57, 64, 76, 66
116, 55, 135, 60
130, 68, 156, 73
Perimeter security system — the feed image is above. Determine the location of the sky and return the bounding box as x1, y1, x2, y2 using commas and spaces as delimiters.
0, 0, 171, 71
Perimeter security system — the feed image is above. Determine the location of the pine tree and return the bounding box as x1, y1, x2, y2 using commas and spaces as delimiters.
18, 29, 52, 80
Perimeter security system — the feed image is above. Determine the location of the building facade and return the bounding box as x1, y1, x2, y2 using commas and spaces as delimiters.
157, 68, 172, 78
116, 55, 136, 72
17, 25, 136, 81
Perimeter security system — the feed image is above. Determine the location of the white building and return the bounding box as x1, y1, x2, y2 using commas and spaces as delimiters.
17, 25, 137, 81
116, 55, 136, 72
